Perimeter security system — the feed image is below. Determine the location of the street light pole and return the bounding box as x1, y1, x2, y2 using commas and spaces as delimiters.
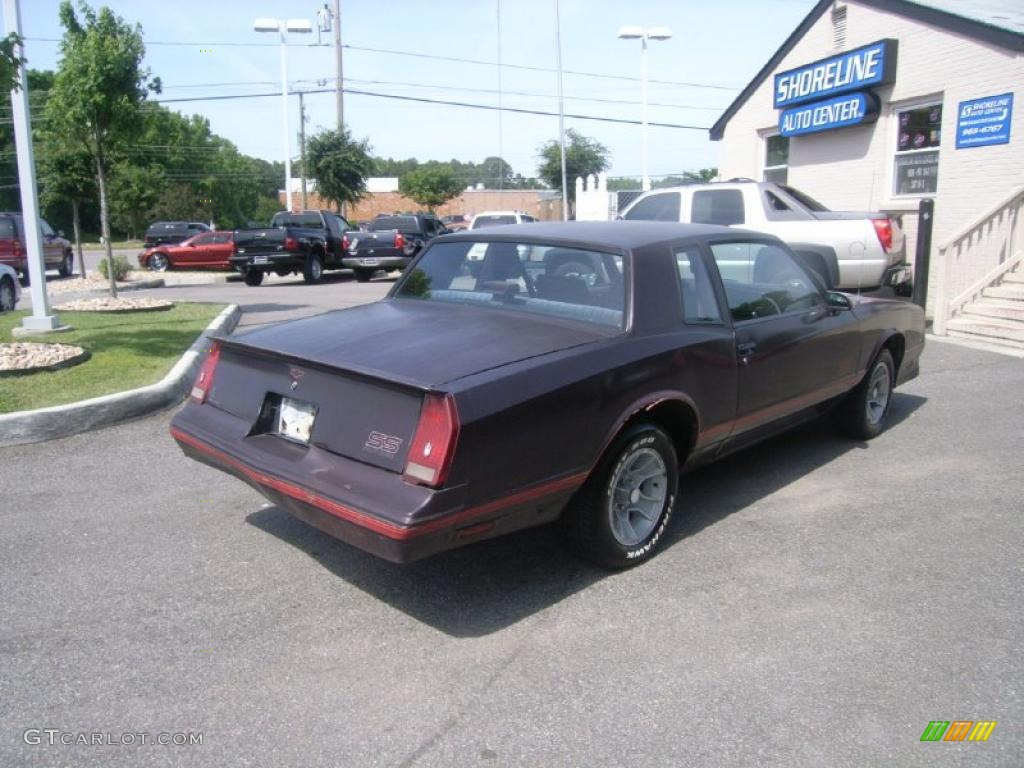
554, 0, 568, 221
3, 0, 60, 332
333, 0, 343, 129
254, 17, 312, 213
279, 29, 292, 212
618, 26, 672, 193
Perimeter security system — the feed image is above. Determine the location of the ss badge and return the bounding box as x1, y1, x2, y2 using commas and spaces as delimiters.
365, 430, 403, 456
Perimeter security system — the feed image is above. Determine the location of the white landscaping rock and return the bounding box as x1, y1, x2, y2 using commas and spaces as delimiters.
0, 342, 86, 371
54, 297, 173, 312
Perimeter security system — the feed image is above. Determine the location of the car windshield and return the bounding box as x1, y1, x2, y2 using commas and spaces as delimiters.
271, 212, 324, 228
779, 185, 830, 212
473, 215, 517, 227
394, 240, 627, 330
370, 216, 417, 231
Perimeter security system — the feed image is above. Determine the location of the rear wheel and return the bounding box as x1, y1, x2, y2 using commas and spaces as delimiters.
58, 250, 74, 278
833, 349, 895, 440
243, 268, 264, 287
563, 423, 679, 569
303, 251, 324, 284
354, 268, 373, 283
0, 276, 15, 311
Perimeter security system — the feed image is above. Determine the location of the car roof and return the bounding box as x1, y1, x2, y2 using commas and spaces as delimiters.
440, 220, 769, 250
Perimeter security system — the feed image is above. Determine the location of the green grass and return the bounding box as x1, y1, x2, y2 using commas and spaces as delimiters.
0, 303, 225, 414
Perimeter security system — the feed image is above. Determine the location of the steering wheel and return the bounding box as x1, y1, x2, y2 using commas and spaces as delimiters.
553, 260, 599, 287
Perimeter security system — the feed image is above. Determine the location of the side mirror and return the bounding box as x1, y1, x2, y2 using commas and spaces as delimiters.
826, 291, 852, 310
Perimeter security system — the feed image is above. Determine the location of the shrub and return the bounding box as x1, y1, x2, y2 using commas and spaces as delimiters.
97, 255, 132, 281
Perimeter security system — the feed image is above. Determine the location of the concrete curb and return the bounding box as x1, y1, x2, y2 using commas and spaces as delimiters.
0, 304, 242, 447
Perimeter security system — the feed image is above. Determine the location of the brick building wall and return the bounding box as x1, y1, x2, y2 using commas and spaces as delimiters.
281, 189, 564, 223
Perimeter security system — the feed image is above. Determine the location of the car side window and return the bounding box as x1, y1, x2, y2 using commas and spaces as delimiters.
674, 246, 722, 324
336, 215, 352, 231
193, 234, 214, 245
0, 218, 13, 239
212, 234, 231, 244
623, 192, 680, 222
709, 241, 821, 322
40, 220, 55, 237
691, 190, 744, 225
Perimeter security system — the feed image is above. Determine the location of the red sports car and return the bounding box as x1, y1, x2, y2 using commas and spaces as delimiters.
139, 231, 235, 271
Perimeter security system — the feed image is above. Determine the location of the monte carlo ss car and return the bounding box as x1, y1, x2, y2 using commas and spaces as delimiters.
170, 222, 924, 568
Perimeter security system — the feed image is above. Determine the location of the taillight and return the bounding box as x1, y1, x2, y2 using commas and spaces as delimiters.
872, 218, 894, 252
403, 393, 460, 488
13, 239, 22, 257
394, 232, 405, 249
190, 342, 221, 404
284, 236, 299, 251
342, 234, 350, 250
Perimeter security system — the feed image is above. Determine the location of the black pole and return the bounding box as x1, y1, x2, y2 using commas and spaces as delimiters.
912, 198, 934, 309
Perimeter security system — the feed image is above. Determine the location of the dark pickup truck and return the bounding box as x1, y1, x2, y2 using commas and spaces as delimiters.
232, 210, 354, 286
343, 214, 447, 282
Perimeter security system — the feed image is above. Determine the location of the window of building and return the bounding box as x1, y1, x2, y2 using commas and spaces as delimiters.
831, 3, 847, 50
675, 246, 722, 324
763, 135, 789, 183
893, 102, 941, 196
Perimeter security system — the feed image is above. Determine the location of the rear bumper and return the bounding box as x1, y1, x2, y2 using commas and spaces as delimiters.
170, 404, 582, 563
341, 254, 410, 270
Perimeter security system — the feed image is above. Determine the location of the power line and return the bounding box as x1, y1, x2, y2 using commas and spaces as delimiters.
152, 87, 710, 130
23, 36, 742, 91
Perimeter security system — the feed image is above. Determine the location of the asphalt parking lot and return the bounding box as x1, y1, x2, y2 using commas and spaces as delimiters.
2, 280, 1022, 766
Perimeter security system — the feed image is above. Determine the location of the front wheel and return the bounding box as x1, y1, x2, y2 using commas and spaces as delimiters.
148, 252, 169, 272
243, 268, 264, 287
303, 252, 324, 284
833, 349, 895, 440
58, 250, 74, 278
0, 276, 15, 311
563, 423, 679, 569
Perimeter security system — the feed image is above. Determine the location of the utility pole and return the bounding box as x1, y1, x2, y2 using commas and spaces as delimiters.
3, 0, 61, 333
554, 0, 568, 221
298, 91, 308, 210
333, 0, 343, 129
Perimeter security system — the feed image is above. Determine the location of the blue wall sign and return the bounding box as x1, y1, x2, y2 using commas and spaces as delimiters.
779, 91, 880, 137
956, 93, 1014, 149
774, 39, 898, 109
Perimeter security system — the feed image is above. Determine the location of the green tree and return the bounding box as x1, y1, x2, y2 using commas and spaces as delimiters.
398, 166, 463, 211
0, 32, 26, 95
307, 127, 373, 213
108, 163, 164, 238
47, 1, 159, 297
38, 133, 95, 277
537, 129, 610, 211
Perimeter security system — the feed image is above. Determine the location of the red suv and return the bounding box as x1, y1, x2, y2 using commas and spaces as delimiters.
0, 212, 75, 281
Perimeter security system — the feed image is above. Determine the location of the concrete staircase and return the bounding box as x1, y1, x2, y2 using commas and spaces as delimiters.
946, 265, 1024, 349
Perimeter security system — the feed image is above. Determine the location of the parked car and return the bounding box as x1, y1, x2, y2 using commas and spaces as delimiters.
138, 231, 235, 271
469, 210, 537, 229
342, 214, 447, 282
441, 214, 469, 231
620, 180, 911, 294
232, 210, 354, 286
143, 221, 212, 248
0, 263, 21, 312
171, 221, 924, 568
0, 212, 75, 281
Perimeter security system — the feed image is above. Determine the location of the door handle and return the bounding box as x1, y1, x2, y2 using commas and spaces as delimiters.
737, 341, 757, 358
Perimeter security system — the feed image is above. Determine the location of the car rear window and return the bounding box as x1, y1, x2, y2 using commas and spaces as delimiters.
472, 215, 517, 228
370, 216, 418, 231
395, 241, 626, 330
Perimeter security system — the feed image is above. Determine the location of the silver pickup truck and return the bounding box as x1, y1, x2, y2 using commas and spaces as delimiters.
620, 180, 911, 294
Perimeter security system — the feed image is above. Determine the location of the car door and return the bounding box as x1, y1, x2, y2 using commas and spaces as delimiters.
39, 218, 63, 267
706, 237, 861, 436
181, 234, 214, 266
204, 233, 234, 267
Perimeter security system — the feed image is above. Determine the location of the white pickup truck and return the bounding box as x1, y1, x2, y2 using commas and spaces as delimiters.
620, 180, 911, 294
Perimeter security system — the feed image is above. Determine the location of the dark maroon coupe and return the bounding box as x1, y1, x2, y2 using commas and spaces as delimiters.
171, 222, 924, 568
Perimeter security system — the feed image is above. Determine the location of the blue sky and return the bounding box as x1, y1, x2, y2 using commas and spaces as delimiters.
14, 0, 817, 180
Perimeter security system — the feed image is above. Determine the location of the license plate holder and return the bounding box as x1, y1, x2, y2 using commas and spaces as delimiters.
276, 397, 317, 443
360, 258, 378, 266
253, 255, 269, 265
